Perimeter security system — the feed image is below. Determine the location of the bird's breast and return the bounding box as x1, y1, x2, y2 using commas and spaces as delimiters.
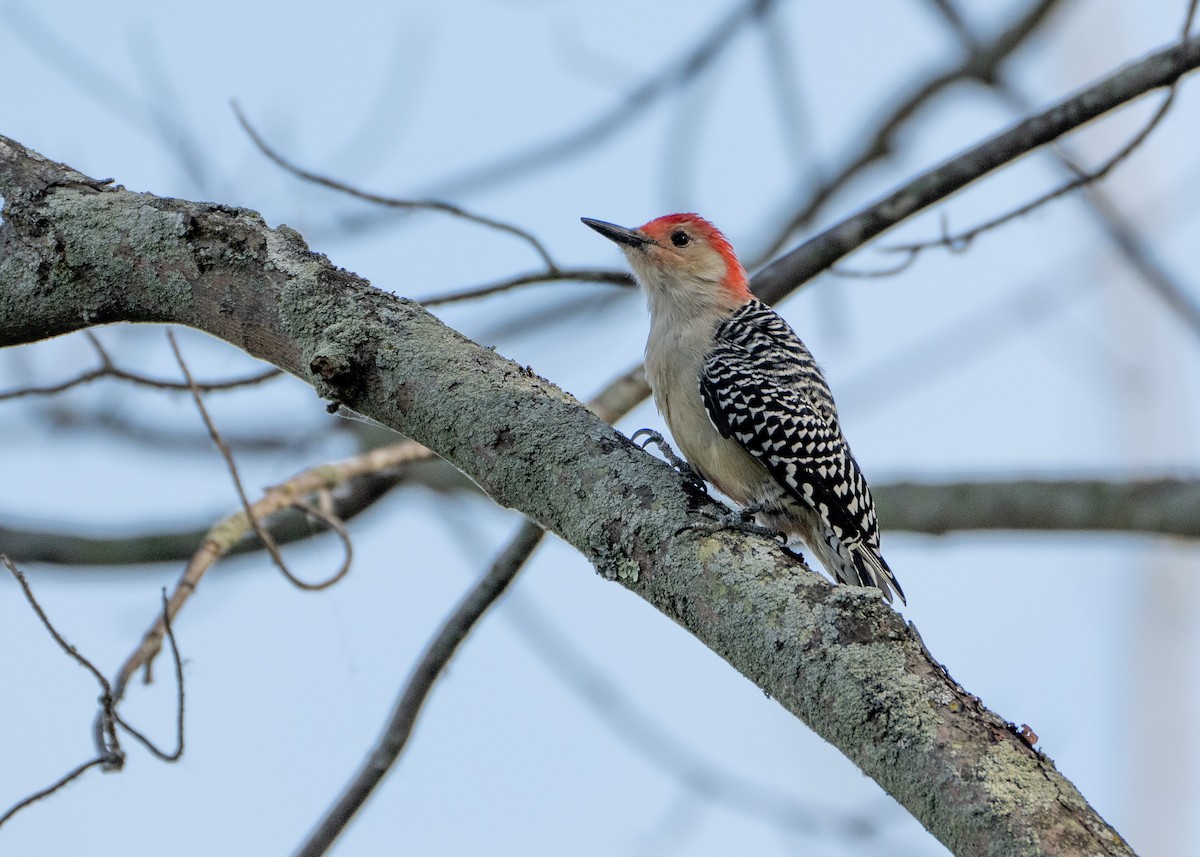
645, 330, 767, 506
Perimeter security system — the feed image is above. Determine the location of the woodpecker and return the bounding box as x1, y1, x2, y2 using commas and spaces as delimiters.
582, 213, 905, 604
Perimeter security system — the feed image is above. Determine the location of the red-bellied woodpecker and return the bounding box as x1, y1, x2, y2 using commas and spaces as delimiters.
582, 213, 905, 604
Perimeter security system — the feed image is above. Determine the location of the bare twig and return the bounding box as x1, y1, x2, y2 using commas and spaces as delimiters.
751, 30, 1200, 302
0, 757, 107, 828
289, 499, 353, 589
829, 254, 920, 279
886, 0, 1199, 259
1, 556, 185, 827
235, 103, 638, 307
7, 553, 124, 770
294, 520, 546, 857
0, 330, 280, 401
422, 0, 778, 199
167, 328, 346, 592
925, 1, 1200, 346
3, 556, 116, 721
233, 101, 557, 269
108, 439, 433, 701
750, 0, 1067, 266
886, 91, 1178, 256
112, 589, 185, 763
417, 268, 632, 306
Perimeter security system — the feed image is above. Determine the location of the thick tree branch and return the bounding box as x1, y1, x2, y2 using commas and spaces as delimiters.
0, 137, 1134, 855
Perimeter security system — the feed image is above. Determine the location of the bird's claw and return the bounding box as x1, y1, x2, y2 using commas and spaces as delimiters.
676, 502, 788, 545
630, 428, 707, 495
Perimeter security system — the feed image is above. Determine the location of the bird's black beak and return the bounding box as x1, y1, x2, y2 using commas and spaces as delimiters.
581, 217, 653, 249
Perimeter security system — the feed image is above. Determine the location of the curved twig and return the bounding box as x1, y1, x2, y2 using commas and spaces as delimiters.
0, 330, 280, 401
112, 590, 185, 763
1, 557, 186, 825
106, 439, 432, 703
0, 758, 107, 828
421, 0, 778, 199
233, 101, 557, 269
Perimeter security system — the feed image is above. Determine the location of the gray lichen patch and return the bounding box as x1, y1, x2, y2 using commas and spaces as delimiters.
46, 190, 196, 317
979, 738, 1060, 815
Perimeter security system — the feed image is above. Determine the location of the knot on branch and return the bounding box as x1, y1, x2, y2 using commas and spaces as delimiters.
309, 349, 360, 403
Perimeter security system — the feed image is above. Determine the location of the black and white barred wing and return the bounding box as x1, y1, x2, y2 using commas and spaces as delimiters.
699, 302, 904, 602
699, 338, 875, 550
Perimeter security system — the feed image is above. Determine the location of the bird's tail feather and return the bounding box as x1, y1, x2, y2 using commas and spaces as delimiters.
851, 545, 906, 605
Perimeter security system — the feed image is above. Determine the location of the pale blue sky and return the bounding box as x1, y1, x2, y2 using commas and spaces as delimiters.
2, 2, 1198, 855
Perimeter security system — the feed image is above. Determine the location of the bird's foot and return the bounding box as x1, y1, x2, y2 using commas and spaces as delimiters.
677, 500, 788, 544
630, 428, 707, 496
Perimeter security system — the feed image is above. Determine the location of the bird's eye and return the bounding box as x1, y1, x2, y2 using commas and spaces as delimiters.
670, 230, 690, 247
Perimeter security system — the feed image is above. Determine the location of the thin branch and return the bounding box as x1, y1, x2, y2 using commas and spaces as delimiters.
0, 330, 280, 401
112, 589, 185, 763
751, 30, 1200, 302
0, 757, 107, 828
234, 103, 640, 308
885, 81, 1182, 256
1, 556, 186, 826
294, 520, 546, 857
949, 3, 1200, 344
829, 254, 920, 279
421, 0, 777, 199
3, 556, 112, 692
417, 268, 632, 306
288, 499, 353, 589
750, 0, 1067, 266
167, 329, 346, 592
107, 439, 433, 702
5, 553, 122, 771
233, 101, 557, 270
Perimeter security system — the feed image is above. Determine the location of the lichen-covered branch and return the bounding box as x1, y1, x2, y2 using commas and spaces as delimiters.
0, 136, 1133, 856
